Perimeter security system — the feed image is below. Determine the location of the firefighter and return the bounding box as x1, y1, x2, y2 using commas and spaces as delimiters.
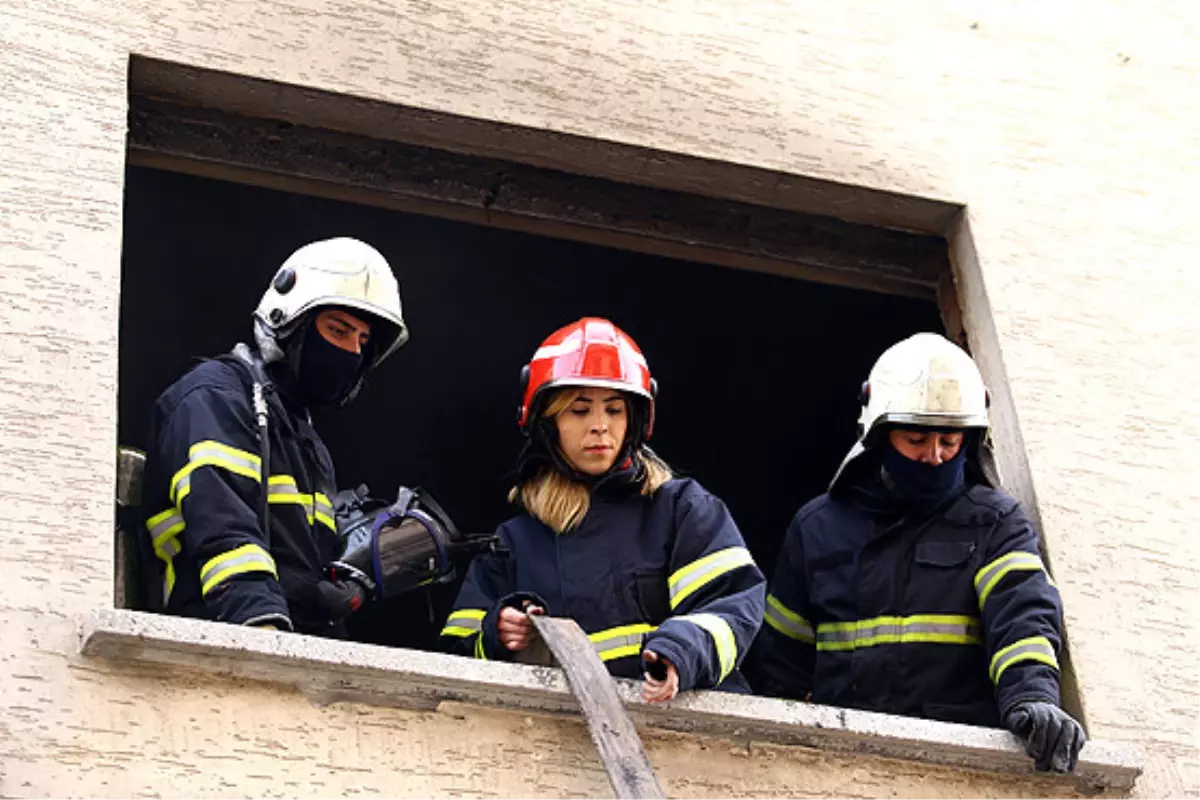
440, 317, 766, 703
743, 332, 1085, 772
138, 237, 408, 636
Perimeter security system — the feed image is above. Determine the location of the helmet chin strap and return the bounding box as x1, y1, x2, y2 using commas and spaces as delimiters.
253, 317, 287, 365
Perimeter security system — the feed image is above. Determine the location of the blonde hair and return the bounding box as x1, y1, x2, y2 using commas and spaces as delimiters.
510, 387, 673, 534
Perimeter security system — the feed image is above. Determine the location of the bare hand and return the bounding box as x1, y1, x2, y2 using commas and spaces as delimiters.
641, 650, 679, 704
498, 605, 544, 651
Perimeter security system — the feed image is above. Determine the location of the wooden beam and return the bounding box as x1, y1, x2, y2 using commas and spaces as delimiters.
127, 96, 948, 299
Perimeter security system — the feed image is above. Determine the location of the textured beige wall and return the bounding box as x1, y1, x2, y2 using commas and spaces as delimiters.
0, 0, 1196, 797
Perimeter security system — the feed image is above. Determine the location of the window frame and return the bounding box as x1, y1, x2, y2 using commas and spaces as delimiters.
99, 56, 1141, 793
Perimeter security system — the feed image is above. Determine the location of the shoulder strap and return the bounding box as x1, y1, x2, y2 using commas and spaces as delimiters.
230, 343, 274, 548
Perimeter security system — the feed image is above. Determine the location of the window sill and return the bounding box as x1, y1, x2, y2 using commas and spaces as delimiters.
81, 609, 1141, 792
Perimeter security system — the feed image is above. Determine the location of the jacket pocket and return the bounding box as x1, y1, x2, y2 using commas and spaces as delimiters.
632, 569, 671, 623
914, 540, 976, 568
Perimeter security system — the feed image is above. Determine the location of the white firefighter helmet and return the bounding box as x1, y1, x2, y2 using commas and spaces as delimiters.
830, 333, 996, 491
253, 237, 408, 369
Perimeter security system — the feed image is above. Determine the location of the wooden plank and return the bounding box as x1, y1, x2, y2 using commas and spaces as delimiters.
529, 615, 666, 800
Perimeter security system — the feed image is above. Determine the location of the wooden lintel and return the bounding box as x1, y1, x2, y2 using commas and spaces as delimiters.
127, 97, 947, 300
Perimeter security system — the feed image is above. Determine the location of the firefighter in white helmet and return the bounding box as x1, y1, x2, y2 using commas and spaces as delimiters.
138, 237, 408, 636
744, 333, 1086, 773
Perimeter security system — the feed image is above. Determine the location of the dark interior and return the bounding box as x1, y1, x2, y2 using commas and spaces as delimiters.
118, 165, 944, 649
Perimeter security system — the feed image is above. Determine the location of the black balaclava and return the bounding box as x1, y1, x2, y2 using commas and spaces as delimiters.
878, 435, 968, 512
287, 315, 366, 408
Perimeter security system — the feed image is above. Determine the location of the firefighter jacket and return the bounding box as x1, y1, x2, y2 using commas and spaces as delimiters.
744, 474, 1064, 727
139, 349, 343, 636
440, 473, 767, 693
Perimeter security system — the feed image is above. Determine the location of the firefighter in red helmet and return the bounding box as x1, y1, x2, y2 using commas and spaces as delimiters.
441, 318, 766, 702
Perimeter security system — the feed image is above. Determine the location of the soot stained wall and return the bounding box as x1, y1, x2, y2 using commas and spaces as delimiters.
119, 166, 942, 648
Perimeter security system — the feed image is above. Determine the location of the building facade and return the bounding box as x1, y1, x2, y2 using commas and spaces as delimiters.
0, 0, 1195, 796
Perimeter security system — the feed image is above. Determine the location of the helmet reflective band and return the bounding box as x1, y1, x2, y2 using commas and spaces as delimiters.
254, 237, 408, 370
859, 333, 989, 439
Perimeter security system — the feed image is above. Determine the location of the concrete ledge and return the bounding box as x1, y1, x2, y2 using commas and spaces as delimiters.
81, 609, 1142, 792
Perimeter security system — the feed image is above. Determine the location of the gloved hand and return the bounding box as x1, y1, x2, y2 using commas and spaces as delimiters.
1004, 701, 1086, 773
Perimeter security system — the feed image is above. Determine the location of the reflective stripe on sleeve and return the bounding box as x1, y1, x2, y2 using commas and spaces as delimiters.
974, 551, 1054, 609
145, 507, 186, 604
668, 546, 756, 609
816, 614, 982, 651
764, 593, 814, 643
588, 623, 656, 662
675, 613, 737, 682
313, 493, 336, 531
989, 635, 1059, 683
474, 631, 488, 660
199, 543, 277, 596
170, 440, 262, 504
442, 609, 487, 638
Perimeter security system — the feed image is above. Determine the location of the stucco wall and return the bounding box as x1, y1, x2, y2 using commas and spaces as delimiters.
0, 0, 1195, 797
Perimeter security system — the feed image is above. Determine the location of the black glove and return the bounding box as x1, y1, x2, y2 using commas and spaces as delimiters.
1004, 701, 1086, 773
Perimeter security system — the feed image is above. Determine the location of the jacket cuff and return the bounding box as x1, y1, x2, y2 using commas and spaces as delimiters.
480, 592, 551, 660
242, 613, 294, 631
996, 663, 1060, 717
210, 579, 291, 630
643, 631, 698, 693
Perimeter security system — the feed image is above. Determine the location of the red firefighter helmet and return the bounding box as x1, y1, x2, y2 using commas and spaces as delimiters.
518, 317, 657, 437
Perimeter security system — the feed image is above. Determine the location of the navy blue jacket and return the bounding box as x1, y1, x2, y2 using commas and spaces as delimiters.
139, 351, 343, 635
744, 475, 1064, 727
441, 473, 766, 693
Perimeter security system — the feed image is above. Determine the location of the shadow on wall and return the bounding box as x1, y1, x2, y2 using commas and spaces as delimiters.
118, 165, 943, 649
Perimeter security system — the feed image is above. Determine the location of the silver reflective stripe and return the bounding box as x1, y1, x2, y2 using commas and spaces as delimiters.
589, 624, 655, 661
314, 495, 334, 516
190, 444, 259, 473
147, 511, 184, 542
445, 615, 483, 634
172, 473, 193, 502
764, 602, 814, 643
668, 546, 754, 608
816, 615, 981, 651
159, 537, 182, 558
974, 551, 1048, 608
989, 636, 1059, 682
267, 479, 301, 495
592, 631, 647, 658
199, 548, 275, 593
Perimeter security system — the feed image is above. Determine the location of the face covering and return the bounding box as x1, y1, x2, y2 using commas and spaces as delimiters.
879, 439, 967, 512
296, 321, 364, 407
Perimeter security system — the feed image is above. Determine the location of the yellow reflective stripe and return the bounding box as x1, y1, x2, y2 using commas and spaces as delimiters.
589, 622, 656, 662
974, 551, 1052, 609
816, 614, 982, 651
170, 440, 262, 504
442, 609, 487, 637
442, 626, 481, 637
764, 593, 814, 643
676, 613, 736, 682
199, 543, 277, 596
474, 631, 487, 660
668, 546, 756, 609
314, 493, 336, 531
990, 636, 1059, 683
145, 507, 185, 604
